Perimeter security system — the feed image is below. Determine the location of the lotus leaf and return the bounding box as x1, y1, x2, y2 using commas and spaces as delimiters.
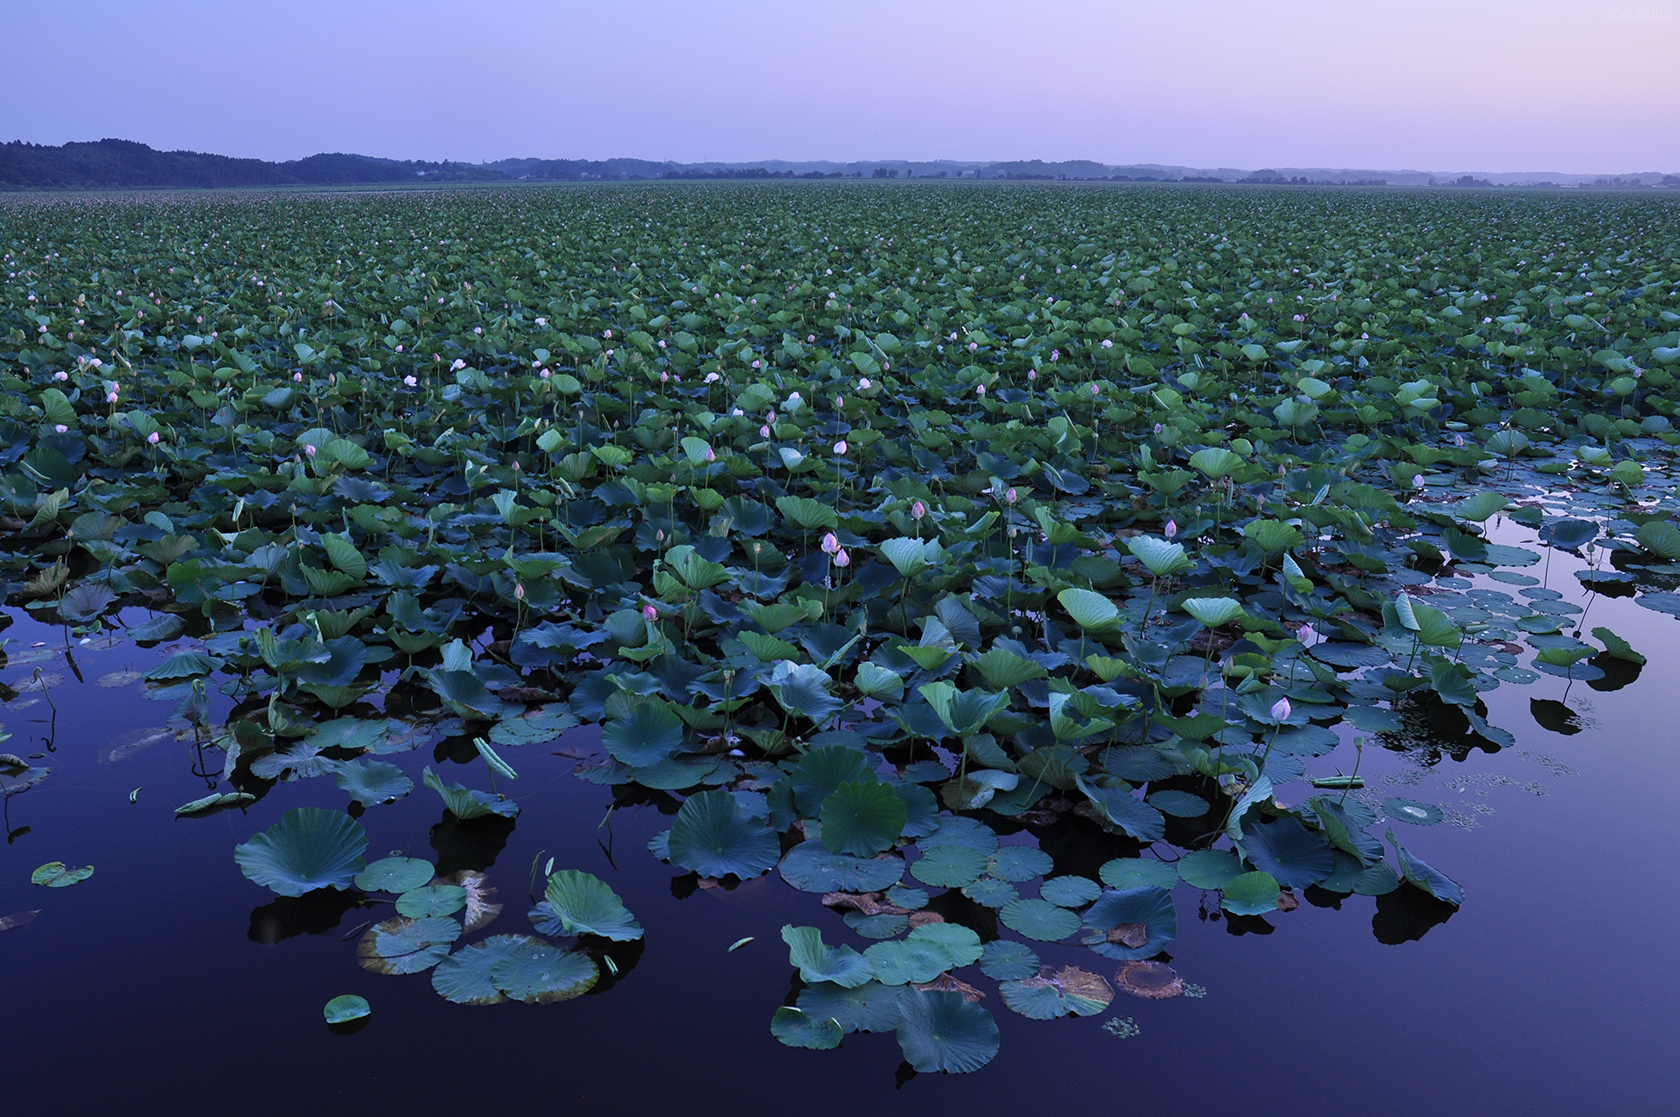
235, 808, 367, 897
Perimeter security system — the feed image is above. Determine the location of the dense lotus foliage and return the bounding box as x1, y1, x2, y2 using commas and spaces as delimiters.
4, 183, 1680, 1069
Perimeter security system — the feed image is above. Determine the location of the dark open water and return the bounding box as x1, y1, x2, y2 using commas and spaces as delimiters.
3, 517, 1677, 1116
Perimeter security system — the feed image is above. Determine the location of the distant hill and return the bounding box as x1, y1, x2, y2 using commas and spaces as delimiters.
2, 138, 1676, 191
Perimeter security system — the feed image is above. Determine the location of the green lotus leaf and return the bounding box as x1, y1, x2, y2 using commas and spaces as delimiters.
421, 767, 519, 820
1220, 871, 1281, 916
910, 845, 989, 888
796, 980, 903, 1033
355, 856, 435, 894
779, 843, 905, 893
908, 922, 983, 967
1057, 587, 1121, 633
543, 869, 643, 941
789, 745, 876, 816
234, 808, 367, 897
396, 884, 467, 918
431, 935, 528, 1005
1182, 596, 1244, 628
1177, 849, 1244, 889
896, 990, 1000, 1074
356, 916, 461, 974
1081, 886, 1178, 959
1039, 875, 1102, 908
600, 700, 685, 766
332, 758, 412, 806
1127, 535, 1191, 577
667, 789, 781, 878
1098, 857, 1180, 891
1387, 829, 1464, 905
985, 845, 1053, 883
771, 1006, 844, 1050
1238, 816, 1335, 889
999, 965, 1114, 1020
490, 937, 599, 1003
979, 939, 1042, 980
1000, 897, 1082, 941
31, 861, 94, 888
820, 781, 909, 856
323, 995, 370, 1024
781, 924, 874, 988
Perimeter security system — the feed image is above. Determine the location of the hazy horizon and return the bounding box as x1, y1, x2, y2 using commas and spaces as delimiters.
7, 0, 1678, 174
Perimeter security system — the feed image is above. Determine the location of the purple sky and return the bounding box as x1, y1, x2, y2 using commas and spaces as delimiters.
7, 0, 1676, 172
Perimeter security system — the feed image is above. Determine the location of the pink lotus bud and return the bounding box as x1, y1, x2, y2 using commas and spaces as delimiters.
1164, 519, 1177, 539
603, 329, 613, 339
821, 532, 840, 555
1028, 368, 1037, 380
304, 443, 316, 456
292, 371, 303, 382
1091, 384, 1100, 396
106, 391, 118, 403
759, 424, 770, 438
976, 384, 986, 396
1412, 474, 1425, 489
704, 447, 715, 462
515, 582, 525, 601
404, 375, 418, 387
835, 396, 844, 408
1006, 487, 1018, 504
833, 440, 848, 456
912, 500, 926, 520
54, 424, 67, 433
147, 432, 160, 445
642, 604, 657, 621
1051, 349, 1059, 361
858, 378, 871, 390
1299, 624, 1316, 644
53, 371, 68, 381
660, 371, 669, 383
705, 372, 720, 383
1272, 697, 1292, 722
834, 548, 851, 568
539, 368, 550, 379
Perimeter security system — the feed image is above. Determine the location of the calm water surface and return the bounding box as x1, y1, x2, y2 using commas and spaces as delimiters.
3, 517, 1677, 1115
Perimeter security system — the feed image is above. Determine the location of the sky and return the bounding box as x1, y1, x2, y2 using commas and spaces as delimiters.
6, 0, 1677, 173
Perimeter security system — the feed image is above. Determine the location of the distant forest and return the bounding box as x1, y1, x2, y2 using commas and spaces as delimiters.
4, 139, 1677, 192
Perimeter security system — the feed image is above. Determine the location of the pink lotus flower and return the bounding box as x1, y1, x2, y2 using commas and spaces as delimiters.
303, 443, 316, 456
1299, 624, 1316, 644
759, 425, 770, 438
642, 604, 658, 621
147, 432, 159, 445
293, 372, 303, 382
54, 424, 67, 433
858, 378, 871, 390
834, 548, 850, 568
833, 440, 848, 456
1272, 697, 1291, 721
404, 375, 418, 387
822, 532, 840, 555
53, 371, 68, 381
106, 391, 118, 403
515, 582, 525, 601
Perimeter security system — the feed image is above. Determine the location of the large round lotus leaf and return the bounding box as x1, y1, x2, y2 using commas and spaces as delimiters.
1147, 789, 1210, 818
961, 878, 1018, 908
819, 781, 908, 856
357, 916, 462, 975
600, 700, 685, 767
978, 939, 1041, 981
1000, 898, 1081, 942
543, 870, 644, 941
998, 965, 1114, 1020
1177, 849, 1244, 889
30, 862, 94, 888
886, 885, 929, 910
985, 845, 1053, 882
1220, 871, 1281, 916
896, 989, 1000, 1074
797, 980, 903, 1033
910, 845, 989, 888
1239, 817, 1335, 889
1098, 857, 1179, 891
332, 758, 412, 806
770, 1006, 844, 1050
844, 912, 910, 939
323, 995, 370, 1025
1081, 887, 1178, 960
490, 938, 599, 1003
667, 789, 781, 879
863, 939, 952, 985
431, 935, 528, 1005
893, 781, 941, 839
789, 746, 876, 816
909, 922, 983, 968
1039, 876, 1101, 908
235, 808, 368, 897
396, 884, 467, 918
779, 843, 904, 893
1383, 798, 1445, 826
917, 816, 999, 855
355, 856, 435, 894
781, 924, 874, 988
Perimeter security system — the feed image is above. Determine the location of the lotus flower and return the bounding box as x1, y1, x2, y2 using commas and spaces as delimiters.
1271, 697, 1291, 722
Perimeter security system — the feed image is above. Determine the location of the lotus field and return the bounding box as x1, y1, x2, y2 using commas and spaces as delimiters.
4, 183, 1680, 1072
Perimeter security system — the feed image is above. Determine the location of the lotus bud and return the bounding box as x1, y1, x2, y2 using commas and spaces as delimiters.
835, 548, 851, 568
858, 378, 871, 390
1164, 519, 1177, 539
759, 424, 770, 438
515, 582, 525, 601
1272, 697, 1292, 722
834, 440, 848, 456
147, 432, 160, 445
293, 371, 303, 382
1299, 623, 1316, 644
1028, 368, 1037, 380
1412, 474, 1425, 489
976, 384, 986, 396
304, 443, 316, 456
404, 375, 418, 387
912, 500, 926, 520
642, 604, 657, 621
54, 424, 67, 433
821, 532, 840, 555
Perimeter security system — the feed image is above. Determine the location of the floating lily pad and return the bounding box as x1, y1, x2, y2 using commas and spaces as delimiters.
356, 916, 462, 975
1000, 898, 1082, 942
323, 995, 370, 1024
355, 857, 435, 894
490, 937, 599, 1003
235, 808, 367, 897
30, 862, 93, 888
819, 780, 908, 857
771, 1006, 844, 1050
1177, 849, 1244, 889
1220, 871, 1281, 917
543, 870, 643, 940
396, 884, 467, 918
797, 980, 904, 1033
1082, 887, 1177, 959
961, 878, 1019, 908
333, 759, 413, 806
431, 935, 526, 1005
783, 924, 874, 988
910, 845, 990, 888
1115, 960, 1184, 999
779, 843, 904, 893
1147, 789, 1210, 818
667, 789, 780, 879
999, 965, 1114, 1019
1098, 857, 1179, 891
896, 989, 1000, 1074
1039, 875, 1102, 908
979, 939, 1041, 981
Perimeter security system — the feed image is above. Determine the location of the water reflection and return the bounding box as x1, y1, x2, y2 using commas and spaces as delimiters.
1372, 885, 1457, 945
429, 811, 516, 876
248, 889, 372, 945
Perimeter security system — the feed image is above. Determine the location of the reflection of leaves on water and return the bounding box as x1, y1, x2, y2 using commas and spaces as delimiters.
248, 890, 371, 945
1371, 883, 1457, 945
1520, 751, 1578, 778
97, 670, 144, 689
100, 726, 179, 763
